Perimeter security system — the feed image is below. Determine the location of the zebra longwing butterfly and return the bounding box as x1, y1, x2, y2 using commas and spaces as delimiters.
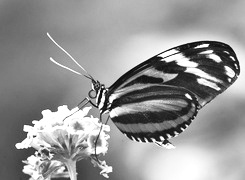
49, 36, 240, 149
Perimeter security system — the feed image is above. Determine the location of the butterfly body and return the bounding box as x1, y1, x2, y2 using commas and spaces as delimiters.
89, 41, 240, 148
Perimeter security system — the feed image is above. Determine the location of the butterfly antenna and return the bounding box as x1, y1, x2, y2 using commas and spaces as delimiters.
50, 57, 82, 76
47, 32, 94, 81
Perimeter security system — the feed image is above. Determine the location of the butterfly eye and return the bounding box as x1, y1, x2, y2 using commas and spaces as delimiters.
88, 89, 97, 99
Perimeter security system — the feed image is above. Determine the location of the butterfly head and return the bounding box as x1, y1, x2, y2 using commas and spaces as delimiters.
89, 79, 102, 99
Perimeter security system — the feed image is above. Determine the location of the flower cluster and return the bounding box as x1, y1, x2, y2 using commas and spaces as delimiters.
16, 105, 112, 180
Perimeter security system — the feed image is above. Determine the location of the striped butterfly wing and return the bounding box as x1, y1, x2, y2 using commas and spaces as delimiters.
109, 84, 199, 147
101, 41, 240, 147
108, 41, 240, 107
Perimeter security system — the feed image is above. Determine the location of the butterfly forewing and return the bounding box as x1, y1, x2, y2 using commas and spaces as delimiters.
108, 41, 240, 107
95, 41, 240, 146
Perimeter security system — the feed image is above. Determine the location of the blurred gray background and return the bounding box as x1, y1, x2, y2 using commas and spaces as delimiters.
1, 0, 245, 179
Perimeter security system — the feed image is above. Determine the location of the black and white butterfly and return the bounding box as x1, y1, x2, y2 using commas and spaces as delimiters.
48, 35, 240, 149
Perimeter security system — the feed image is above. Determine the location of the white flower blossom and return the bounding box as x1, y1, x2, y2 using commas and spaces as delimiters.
16, 105, 112, 180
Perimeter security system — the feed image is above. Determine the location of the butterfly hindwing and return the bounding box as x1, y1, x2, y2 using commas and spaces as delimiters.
109, 84, 199, 143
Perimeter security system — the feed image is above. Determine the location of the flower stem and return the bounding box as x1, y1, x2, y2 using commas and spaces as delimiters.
64, 160, 77, 180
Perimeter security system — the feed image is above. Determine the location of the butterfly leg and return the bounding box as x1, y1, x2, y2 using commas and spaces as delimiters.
77, 97, 97, 109
154, 139, 176, 149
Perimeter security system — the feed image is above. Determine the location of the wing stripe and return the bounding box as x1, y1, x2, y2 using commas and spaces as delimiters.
197, 78, 221, 91
113, 110, 195, 133
224, 65, 236, 78
110, 99, 196, 123
111, 85, 195, 106
110, 98, 195, 122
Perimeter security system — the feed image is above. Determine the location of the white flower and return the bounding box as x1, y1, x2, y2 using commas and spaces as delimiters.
16, 105, 112, 179
22, 154, 69, 180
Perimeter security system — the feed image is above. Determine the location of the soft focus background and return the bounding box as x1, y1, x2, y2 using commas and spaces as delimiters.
1, 0, 245, 180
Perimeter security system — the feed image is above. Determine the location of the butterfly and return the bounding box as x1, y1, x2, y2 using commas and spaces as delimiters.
48, 34, 240, 149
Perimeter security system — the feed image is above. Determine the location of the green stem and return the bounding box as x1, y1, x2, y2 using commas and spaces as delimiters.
64, 160, 77, 180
